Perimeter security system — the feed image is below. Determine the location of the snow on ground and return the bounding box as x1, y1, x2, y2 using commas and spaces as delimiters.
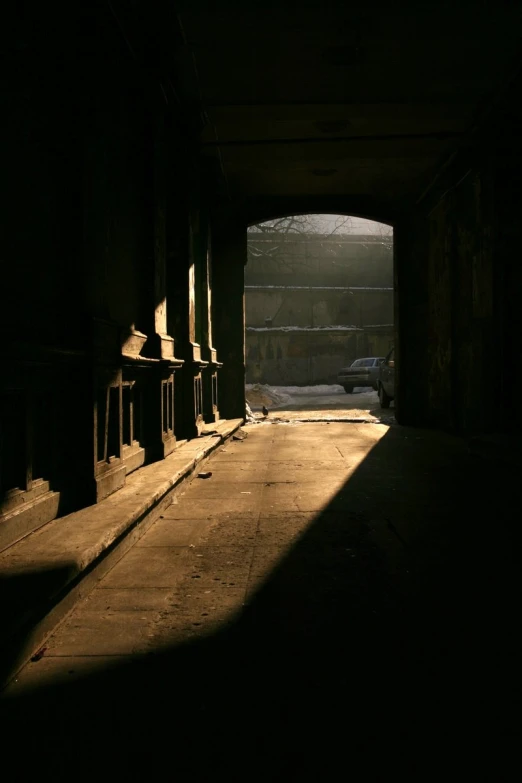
271, 384, 344, 395
246, 383, 376, 408
245, 402, 257, 422
245, 384, 292, 407
244, 383, 394, 425
245, 383, 351, 406
246, 383, 373, 404
245, 382, 395, 425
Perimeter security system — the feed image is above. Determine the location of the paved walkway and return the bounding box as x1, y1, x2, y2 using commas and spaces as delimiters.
2, 421, 520, 780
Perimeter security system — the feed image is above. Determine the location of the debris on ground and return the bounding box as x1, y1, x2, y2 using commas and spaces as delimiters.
232, 429, 248, 441
30, 647, 47, 662
197, 472, 212, 479
245, 383, 291, 407
245, 402, 256, 422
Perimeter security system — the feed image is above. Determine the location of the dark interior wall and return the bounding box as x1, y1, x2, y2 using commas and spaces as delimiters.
76, 5, 155, 341
493, 154, 522, 429
1, 4, 176, 516
2, 6, 83, 348
166, 155, 190, 355
397, 133, 522, 435
425, 198, 454, 428
2, 4, 154, 351
82, 53, 152, 336
394, 216, 429, 427
449, 167, 495, 432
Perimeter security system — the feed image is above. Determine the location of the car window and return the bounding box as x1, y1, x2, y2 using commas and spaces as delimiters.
353, 358, 379, 367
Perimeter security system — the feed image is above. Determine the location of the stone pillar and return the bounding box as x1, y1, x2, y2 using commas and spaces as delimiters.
146, 109, 177, 362
166, 196, 208, 440
91, 318, 126, 502
201, 223, 222, 423
211, 223, 247, 421
394, 215, 430, 426
182, 211, 209, 436
143, 109, 183, 456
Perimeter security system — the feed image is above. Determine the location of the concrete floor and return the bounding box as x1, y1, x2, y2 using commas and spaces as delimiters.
2, 421, 520, 780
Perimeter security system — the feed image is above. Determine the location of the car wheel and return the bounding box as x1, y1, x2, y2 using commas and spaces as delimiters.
379, 383, 391, 409
343, 386, 354, 394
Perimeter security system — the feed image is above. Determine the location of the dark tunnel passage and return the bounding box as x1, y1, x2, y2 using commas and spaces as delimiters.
2, 1, 522, 774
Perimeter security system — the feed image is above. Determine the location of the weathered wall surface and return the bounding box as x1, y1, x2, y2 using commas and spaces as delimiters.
3, 6, 153, 351
246, 328, 393, 385
246, 288, 393, 328
245, 231, 393, 384
396, 119, 520, 435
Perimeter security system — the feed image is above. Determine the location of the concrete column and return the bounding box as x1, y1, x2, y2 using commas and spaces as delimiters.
166, 197, 207, 440
212, 223, 247, 421
200, 223, 222, 423
91, 319, 126, 501
394, 215, 431, 426
141, 111, 180, 361
185, 209, 209, 435
141, 109, 183, 456
491, 157, 522, 430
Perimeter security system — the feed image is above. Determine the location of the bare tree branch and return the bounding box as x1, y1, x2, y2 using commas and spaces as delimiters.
247, 214, 392, 273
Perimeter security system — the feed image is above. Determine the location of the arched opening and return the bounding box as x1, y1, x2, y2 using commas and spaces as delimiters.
244, 214, 394, 422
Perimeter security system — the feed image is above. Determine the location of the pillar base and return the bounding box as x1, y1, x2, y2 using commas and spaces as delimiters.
122, 443, 146, 475
94, 460, 126, 503
0, 483, 60, 552
202, 347, 223, 424
178, 344, 208, 439
141, 359, 184, 462
146, 433, 177, 462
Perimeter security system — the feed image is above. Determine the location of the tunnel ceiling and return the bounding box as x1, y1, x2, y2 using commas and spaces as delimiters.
169, 0, 522, 221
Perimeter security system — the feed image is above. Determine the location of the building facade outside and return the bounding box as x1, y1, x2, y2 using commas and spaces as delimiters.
245, 231, 394, 385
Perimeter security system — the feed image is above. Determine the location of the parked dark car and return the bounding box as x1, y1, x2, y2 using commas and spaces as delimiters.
377, 347, 395, 408
337, 357, 385, 393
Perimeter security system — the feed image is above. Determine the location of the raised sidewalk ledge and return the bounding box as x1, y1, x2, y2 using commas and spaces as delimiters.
0, 418, 243, 688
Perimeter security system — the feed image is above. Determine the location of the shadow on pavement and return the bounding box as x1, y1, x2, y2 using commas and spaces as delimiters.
0, 564, 79, 684
1, 426, 519, 780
